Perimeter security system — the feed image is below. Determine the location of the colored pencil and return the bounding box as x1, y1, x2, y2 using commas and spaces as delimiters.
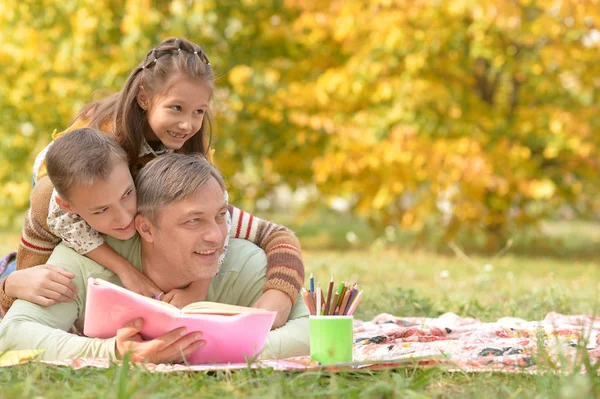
329, 292, 339, 315
302, 288, 316, 315
339, 284, 349, 310
338, 289, 352, 316
347, 290, 363, 316
324, 275, 334, 315
308, 291, 317, 315
335, 282, 346, 310
320, 287, 325, 315
316, 282, 321, 317
343, 287, 358, 315
309, 273, 314, 293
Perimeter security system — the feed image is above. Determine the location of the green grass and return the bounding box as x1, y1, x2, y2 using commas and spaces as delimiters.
1, 221, 600, 397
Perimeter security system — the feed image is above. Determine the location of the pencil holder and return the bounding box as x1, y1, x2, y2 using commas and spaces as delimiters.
309, 315, 353, 365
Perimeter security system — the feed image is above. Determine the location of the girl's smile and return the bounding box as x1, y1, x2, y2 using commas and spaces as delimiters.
141, 76, 211, 150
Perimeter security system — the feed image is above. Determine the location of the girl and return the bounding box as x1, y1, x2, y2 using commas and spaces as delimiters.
0, 38, 303, 328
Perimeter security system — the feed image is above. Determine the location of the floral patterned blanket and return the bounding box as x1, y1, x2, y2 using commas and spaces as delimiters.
3, 312, 599, 373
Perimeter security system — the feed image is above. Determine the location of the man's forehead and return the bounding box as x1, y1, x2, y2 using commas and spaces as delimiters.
161, 178, 225, 216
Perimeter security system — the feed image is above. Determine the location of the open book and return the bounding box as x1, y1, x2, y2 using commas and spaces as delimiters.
83, 278, 276, 364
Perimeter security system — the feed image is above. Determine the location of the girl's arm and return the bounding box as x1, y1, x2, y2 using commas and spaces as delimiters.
228, 205, 304, 304
1, 176, 62, 314
227, 205, 304, 328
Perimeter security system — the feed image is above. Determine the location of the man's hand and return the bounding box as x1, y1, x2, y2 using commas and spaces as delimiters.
115, 318, 205, 364
4, 265, 78, 306
252, 289, 292, 330
118, 267, 162, 298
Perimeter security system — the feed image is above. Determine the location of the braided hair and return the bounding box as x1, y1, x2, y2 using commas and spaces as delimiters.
73, 38, 214, 168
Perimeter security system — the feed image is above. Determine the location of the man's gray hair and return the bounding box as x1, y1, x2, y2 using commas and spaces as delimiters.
135, 153, 226, 224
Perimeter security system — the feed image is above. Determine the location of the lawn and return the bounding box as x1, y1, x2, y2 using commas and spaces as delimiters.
0, 220, 599, 398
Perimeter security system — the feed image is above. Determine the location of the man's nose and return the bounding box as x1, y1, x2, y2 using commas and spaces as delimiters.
202, 221, 225, 244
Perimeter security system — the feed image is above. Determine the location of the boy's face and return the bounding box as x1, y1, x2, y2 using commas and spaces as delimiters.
57, 161, 137, 241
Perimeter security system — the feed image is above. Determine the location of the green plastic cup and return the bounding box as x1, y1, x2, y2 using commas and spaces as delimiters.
309, 315, 353, 365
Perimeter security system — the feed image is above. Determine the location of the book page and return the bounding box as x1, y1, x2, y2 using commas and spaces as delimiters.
181, 301, 270, 315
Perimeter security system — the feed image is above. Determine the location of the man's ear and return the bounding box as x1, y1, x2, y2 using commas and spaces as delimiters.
135, 214, 155, 243
137, 86, 149, 110
54, 194, 75, 213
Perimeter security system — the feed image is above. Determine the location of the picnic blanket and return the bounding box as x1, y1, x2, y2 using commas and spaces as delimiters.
2, 312, 599, 373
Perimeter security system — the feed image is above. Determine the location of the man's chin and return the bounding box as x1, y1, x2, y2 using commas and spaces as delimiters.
192, 262, 219, 279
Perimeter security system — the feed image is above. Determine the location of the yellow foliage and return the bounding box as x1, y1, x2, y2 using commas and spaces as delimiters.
0, 0, 598, 247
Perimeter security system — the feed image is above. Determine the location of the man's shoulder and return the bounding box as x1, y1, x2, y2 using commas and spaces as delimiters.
219, 238, 266, 275
105, 234, 142, 270
49, 243, 110, 276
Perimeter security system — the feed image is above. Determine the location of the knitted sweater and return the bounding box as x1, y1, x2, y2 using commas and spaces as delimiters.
1, 129, 304, 314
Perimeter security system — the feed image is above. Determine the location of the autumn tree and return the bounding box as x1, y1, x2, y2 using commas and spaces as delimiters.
1, 0, 599, 249
270, 0, 600, 248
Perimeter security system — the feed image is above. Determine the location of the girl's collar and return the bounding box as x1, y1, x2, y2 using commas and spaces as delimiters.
139, 136, 174, 157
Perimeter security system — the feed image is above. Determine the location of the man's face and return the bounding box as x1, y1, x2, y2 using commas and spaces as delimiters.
147, 176, 228, 281
61, 160, 137, 240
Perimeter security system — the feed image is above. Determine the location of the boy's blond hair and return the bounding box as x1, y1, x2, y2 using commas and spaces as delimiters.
45, 128, 128, 199
135, 153, 225, 225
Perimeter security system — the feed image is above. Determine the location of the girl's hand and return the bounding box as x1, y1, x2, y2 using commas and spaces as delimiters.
163, 280, 209, 309
4, 265, 78, 306
162, 288, 199, 309
118, 267, 162, 298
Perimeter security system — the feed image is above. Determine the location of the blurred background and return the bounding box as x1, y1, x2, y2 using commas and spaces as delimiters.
1, 0, 599, 256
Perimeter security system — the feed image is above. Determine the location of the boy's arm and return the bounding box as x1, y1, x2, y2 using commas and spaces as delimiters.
228, 205, 304, 304
1, 176, 60, 314
46, 193, 161, 298
86, 244, 162, 298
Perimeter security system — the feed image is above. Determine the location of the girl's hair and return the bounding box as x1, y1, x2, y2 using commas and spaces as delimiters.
74, 37, 214, 167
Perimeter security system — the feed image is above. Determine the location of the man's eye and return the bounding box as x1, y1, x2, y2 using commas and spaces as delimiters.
218, 211, 227, 218
123, 189, 133, 198
187, 218, 200, 224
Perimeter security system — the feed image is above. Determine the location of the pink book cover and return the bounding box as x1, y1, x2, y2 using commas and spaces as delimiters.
83, 278, 276, 364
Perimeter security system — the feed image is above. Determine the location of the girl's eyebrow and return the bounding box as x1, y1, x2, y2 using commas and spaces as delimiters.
166, 98, 208, 107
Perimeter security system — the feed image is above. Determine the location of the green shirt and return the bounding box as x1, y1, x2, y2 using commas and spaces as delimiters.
0, 237, 309, 360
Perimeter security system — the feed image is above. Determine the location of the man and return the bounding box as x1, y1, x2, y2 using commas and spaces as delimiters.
0, 153, 309, 363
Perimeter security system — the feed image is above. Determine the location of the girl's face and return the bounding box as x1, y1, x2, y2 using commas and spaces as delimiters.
142, 76, 211, 149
